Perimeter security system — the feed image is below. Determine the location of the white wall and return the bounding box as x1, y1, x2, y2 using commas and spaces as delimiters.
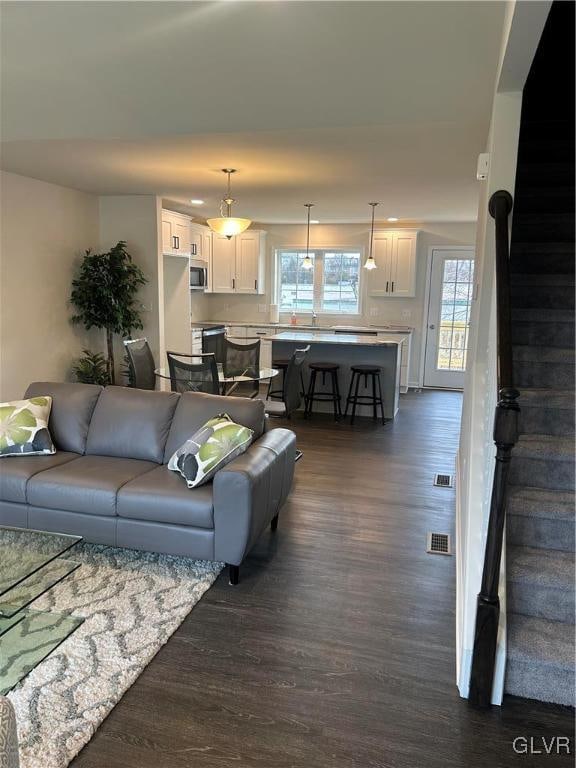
455, 0, 551, 705
98, 196, 164, 381
0, 171, 99, 400
201, 221, 475, 385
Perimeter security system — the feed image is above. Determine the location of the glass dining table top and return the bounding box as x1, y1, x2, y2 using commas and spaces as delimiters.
155, 366, 279, 384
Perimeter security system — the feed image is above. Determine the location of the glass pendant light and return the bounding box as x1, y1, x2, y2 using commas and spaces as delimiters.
207, 169, 252, 239
301, 203, 314, 270
364, 202, 379, 270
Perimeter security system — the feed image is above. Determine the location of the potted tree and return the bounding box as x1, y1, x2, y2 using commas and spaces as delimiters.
70, 241, 147, 384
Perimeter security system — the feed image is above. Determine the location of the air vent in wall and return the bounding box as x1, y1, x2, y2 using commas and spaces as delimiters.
427, 532, 452, 556
434, 473, 453, 488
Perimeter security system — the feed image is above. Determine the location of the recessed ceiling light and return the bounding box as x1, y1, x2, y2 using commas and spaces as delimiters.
310, 220, 320, 224
387, 217, 399, 222
190, 199, 205, 205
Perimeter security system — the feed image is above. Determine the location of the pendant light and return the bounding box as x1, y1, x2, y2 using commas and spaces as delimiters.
301, 203, 314, 270
364, 202, 379, 270
207, 169, 252, 239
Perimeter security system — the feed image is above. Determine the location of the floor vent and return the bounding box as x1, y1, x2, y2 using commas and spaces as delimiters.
427, 532, 452, 556
434, 473, 453, 488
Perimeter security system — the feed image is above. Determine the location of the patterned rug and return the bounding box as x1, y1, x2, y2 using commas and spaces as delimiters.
6, 544, 223, 768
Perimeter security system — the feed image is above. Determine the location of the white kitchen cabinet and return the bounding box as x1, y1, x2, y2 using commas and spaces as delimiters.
235, 231, 265, 294
162, 210, 192, 257
208, 230, 266, 294
368, 230, 418, 298
189, 223, 212, 261
378, 331, 412, 393
210, 235, 237, 293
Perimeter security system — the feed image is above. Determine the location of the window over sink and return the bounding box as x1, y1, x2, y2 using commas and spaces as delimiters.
276, 249, 361, 314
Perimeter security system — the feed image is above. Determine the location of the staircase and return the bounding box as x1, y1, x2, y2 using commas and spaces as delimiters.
504, 1, 575, 707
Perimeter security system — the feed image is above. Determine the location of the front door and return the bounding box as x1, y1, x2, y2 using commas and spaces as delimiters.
423, 248, 475, 389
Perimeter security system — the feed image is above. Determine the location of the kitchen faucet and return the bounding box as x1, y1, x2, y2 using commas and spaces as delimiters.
311, 311, 318, 327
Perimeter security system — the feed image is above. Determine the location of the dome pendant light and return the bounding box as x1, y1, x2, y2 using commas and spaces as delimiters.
364, 202, 379, 270
207, 169, 252, 239
301, 203, 314, 270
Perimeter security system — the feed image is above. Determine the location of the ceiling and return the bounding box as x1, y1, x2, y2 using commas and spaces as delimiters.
0, 1, 506, 223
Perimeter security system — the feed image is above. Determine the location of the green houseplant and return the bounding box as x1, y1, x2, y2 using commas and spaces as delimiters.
71, 350, 111, 386
70, 241, 147, 384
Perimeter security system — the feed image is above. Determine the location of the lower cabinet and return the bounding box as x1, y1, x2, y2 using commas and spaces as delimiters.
245, 327, 272, 370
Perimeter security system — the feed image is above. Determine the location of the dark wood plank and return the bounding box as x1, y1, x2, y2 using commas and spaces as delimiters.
71, 392, 574, 768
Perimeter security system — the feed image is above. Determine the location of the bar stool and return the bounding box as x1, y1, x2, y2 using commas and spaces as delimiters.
344, 365, 386, 425
305, 362, 342, 421
267, 358, 305, 401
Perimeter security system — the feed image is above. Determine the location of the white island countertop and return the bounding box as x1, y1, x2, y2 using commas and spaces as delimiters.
266, 331, 405, 347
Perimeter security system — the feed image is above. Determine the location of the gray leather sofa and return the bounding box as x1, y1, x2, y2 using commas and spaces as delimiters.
0, 382, 296, 584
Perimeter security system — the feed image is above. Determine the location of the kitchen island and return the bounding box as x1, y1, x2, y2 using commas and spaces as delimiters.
266, 331, 404, 419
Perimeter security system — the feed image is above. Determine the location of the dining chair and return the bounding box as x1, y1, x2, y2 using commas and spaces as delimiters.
264, 346, 309, 419
224, 337, 261, 397
166, 351, 220, 394
124, 338, 156, 390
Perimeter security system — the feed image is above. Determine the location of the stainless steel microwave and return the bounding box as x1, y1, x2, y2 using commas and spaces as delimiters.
190, 261, 208, 291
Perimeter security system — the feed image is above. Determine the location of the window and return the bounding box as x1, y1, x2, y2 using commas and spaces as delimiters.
277, 249, 361, 314
436, 258, 475, 371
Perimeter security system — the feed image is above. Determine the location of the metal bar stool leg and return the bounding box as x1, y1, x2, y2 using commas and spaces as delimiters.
305, 369, 316, 419
331, 370, 339, 421
350, 372, 361, 425
343, 370, 355, 419
377, 373, 386, 425
333, 369, 343, 418
372, 373, 378, 420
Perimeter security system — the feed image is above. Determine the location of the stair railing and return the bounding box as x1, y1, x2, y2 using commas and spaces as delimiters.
468, 190, 520, 707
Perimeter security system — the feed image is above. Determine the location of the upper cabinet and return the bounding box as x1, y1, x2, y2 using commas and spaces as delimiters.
368, 229, 419, 298
162, 210, 192, 257
207, 230, 266, 295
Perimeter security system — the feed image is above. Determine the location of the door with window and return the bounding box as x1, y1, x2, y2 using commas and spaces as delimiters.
277, 249, 361, 315
423, 248, 475, 389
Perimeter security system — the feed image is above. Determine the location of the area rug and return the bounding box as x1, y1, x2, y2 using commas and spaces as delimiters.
6, 543, 223, 768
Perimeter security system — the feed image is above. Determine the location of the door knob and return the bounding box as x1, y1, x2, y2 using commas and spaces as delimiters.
429, 324, 436, 329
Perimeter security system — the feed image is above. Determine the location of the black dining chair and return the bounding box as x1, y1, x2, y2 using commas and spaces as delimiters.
166, 351, 220, 394
224, 337, 261, 397
124, 338, 156, 390
264, 346, 309, 419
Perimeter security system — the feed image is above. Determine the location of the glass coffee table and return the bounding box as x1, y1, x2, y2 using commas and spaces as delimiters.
0, 526, 84, 694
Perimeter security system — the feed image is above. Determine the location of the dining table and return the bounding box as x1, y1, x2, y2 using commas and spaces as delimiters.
154, 366, 279, 398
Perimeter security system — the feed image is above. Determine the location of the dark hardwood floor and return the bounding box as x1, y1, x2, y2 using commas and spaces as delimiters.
72, 391, 574, 768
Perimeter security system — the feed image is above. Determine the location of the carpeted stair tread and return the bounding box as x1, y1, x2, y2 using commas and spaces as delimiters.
513, 344, 574, 363
507, 614, 575, 668
512, 308, 574, 323
518, 388, 574, 409
505, 615, 575, 705
512, 319, 574, 347
511, 273, 575, 286
508, 546, 574, 591
514, 434, 574, 462
510, 435, 575, 491
507, 486, 575, 521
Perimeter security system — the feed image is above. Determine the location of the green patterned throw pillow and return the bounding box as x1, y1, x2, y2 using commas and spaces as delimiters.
168, 413, 253, 488
0, 396, 56, 457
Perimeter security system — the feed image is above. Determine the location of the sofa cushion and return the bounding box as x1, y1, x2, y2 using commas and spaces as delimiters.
117, 464, 214, 528
164, 391, 265, 463
0, 451, 80, 504
25, 382, 102, 454
86, 386, 179, 463
27, 455, 157, 516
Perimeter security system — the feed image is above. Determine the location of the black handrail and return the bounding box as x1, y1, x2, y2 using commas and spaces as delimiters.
468, 190, 520, 708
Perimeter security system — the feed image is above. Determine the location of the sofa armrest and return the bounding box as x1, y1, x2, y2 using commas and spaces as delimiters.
212, 428, 296, 565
